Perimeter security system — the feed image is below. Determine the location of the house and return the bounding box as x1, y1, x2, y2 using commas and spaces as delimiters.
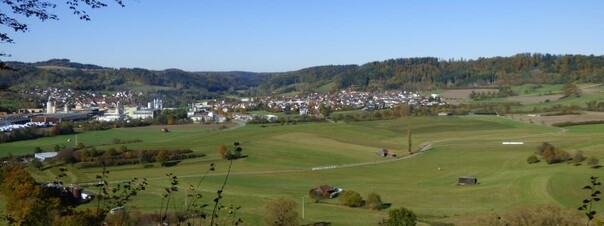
34, 152, 58, 161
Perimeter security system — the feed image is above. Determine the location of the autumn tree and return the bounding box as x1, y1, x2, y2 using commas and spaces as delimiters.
0, 166, 61, 225
536, 142, 570, 164
263, 197, 299, 226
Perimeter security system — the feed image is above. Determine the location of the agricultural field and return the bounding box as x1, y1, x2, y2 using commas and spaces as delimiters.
1, 116, 603, 225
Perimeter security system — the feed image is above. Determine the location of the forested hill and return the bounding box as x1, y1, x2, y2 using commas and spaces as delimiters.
260, 53, 604, 93
0, 59, 270, 92
2, 54, 604, 95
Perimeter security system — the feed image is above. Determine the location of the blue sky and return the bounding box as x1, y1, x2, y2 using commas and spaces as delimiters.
2, 0, 603, 72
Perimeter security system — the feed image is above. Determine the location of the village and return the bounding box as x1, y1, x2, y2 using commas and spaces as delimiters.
0, 88, 446, 132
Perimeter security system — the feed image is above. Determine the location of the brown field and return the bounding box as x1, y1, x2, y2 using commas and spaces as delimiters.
506, 94, 564, 104
509, 111, 604, 126
440, 89, 498, 100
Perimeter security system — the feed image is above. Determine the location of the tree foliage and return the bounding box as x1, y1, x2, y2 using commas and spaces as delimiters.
0, 166, 62, 225
578, 176, 601, 225
263, 197, 299, 226
526, 155, 540, 164
365, 192, 384, 210
536, 142, 570, 164
339, 190, 364, 207
386, 207, 417, 226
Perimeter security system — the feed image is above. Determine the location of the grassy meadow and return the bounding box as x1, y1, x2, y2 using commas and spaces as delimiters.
1, 116, 603, 225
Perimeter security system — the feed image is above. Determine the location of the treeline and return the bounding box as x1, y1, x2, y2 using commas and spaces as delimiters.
0, 123, 75, 143
51, 145, 203, 169
3, 54, 604, 100
260, 53, 604, 92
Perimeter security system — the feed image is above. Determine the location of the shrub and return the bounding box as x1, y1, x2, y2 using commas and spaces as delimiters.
527, 155, 540, 164
339, 190, 364, 207
386, 207, 417, 226
573, 150, 585, 163
365, 192, 384, 210
263, 197, 299, 226
588, 157, 600, 168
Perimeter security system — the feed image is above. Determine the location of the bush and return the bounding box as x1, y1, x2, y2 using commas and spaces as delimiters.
527, 155, 540, 164
339, 190, 364, 207
588, 157, 600, 168
386, 207, 417, 226
573, 150, 585, 163
263, 197, 298, 226
365, 192, 384, 210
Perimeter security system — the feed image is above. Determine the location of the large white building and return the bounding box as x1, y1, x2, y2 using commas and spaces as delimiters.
46, 97, 56, 114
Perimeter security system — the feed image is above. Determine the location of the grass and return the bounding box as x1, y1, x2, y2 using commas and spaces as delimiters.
3, 116, 604, 225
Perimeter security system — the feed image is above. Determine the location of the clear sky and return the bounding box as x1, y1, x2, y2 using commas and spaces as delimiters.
2, 0, 603, 72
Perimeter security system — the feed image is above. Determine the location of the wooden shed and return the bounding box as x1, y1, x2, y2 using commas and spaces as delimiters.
458, 176, 478, 185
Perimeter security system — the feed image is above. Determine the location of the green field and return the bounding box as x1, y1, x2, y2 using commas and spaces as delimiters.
1, 116, 603, 225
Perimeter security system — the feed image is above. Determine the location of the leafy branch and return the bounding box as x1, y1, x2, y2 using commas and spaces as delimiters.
579, 176, 602, 226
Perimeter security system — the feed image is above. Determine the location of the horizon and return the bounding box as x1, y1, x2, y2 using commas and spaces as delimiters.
2, 0, 604, 72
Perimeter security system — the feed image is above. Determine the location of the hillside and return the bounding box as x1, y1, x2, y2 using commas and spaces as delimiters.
1, 54, 604, 110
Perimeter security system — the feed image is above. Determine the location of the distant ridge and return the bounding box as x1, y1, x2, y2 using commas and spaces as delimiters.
1, 53, 603, 95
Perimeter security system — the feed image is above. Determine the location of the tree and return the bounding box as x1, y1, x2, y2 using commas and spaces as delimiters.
0, 166, 61, 225
33, 146, 42, 154
527, 155, 539, 164
365, 192, 384, 210
156, 149, 168, 164
339, 190, 364, 207
1, 0, 125, 66
588, 157, 600, 168
57, 148, 76, 164
386, 207, 417, 226
31, 158, 43, 170
573, 150, 586, 164
263, 197, 299, 226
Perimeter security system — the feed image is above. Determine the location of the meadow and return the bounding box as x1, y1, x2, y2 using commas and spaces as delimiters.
1, 116, 603, 225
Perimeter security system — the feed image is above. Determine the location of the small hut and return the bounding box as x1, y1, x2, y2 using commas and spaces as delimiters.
458, 176, 478, 185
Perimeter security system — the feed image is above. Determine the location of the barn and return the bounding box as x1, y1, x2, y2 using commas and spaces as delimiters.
458, 176, 478, 185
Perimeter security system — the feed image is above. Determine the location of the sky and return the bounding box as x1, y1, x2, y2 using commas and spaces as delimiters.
2, 0, 604, 72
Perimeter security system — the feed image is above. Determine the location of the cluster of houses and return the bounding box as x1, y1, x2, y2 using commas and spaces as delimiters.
0, 88, 449, 132
252, 90, 445, 115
